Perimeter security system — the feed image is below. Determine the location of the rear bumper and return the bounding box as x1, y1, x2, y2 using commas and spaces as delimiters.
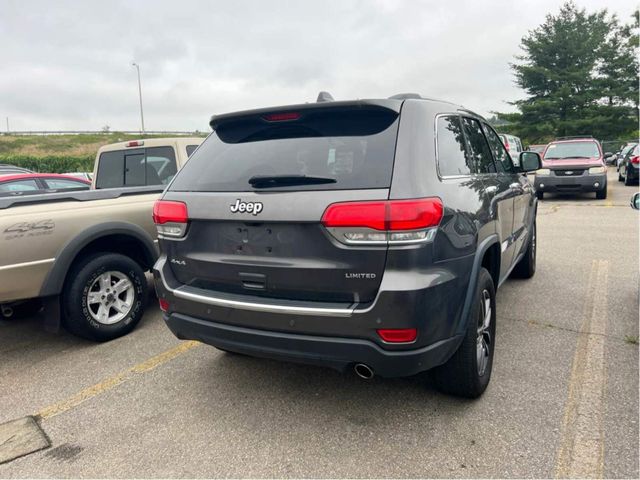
534, 173, 606, 193
164, 312, 462, 377
153, 255, 472, 377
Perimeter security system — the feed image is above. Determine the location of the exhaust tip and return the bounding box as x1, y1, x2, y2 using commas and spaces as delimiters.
1, 305, 14, 318
354, 363, 374, 380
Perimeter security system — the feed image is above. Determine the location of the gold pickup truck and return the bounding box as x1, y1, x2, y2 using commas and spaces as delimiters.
0, 137, 203, 341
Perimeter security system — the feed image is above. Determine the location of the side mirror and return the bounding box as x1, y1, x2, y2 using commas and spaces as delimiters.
631, 193, 640, 210
519, 151, 542, 172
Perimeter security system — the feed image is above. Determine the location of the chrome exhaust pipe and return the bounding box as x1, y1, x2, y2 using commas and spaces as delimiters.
1, 305, 13, 318
354, 363, 374, 380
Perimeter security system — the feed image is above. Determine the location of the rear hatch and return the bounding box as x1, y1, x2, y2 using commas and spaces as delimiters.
160, 102, 401, 304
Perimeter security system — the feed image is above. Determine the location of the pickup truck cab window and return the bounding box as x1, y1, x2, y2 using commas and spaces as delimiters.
96, 147, 178, 188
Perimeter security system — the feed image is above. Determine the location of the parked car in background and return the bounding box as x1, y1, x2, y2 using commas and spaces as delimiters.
618, 144, 639, 186
64, 172, 93, 182
153, 93, 541, 398
528, 144, 546, 154
0, 137, 204, 341
498, 133, 524, 165
0, 173, 90, 196
535, 137, 607, 199
0, 164, 33, 176
615, 142, 637, 171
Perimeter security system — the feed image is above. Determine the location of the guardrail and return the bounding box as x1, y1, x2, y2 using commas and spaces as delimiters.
0, 130, 205, 136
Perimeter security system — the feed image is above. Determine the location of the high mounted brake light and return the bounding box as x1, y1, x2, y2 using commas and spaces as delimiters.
153, 200, 188, 238
126, 141, 144, 147
262, 112, 301, 122
321, 198, 443, 245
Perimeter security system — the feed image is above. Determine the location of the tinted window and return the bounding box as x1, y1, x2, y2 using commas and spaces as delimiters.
462, 117, 496, 174
145, 147, 177, 185
170, 108, 399, 192
0, 179, 39, 194
43, 178, 89, 190
186, 145, 199, 156
483, 124, 514, 173
95, 151, 126, 188
96, 147, 177, 188
437, 116, 472, 176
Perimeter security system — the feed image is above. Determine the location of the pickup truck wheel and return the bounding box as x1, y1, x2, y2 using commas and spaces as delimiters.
62, 253, 147, 341
431, 267, 496, 398
511, 222, 536, 278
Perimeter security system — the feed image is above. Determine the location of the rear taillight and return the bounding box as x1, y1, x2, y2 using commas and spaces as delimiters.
504, 142, 510, 151
153, 200, 188, 238
321, 198, 443, 245
631, 156, 639, 165
377, 328, 417, 343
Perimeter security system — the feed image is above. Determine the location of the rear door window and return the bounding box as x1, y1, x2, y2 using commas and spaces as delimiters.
483, 124, 515, 173
461, 117, 496, 174
0, 179, 40, 194
436, 115, 473, 176
170, 107, 399, 192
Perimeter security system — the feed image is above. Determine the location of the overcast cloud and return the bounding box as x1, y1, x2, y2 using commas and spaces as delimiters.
0, 0, 635, 132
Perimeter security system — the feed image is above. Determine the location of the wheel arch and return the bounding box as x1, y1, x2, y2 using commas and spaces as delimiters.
455, 234, 501, 335
39, 222, 158, 298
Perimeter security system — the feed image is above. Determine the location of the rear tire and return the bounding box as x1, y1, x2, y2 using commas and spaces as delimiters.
431, 268, 496, 398
62, 253, 147, 341
596, 188, 607, 199
536, 191, 544, 200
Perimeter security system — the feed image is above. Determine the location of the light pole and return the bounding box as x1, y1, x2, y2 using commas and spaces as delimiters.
131, 62, 145, 133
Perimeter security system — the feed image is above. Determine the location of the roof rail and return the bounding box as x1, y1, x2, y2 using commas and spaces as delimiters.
316, 91, 334, 102
556, 135, 594, 140
389, 93, 422, 100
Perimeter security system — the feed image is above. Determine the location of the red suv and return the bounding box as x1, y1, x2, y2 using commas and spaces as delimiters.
534, 137, 607, 199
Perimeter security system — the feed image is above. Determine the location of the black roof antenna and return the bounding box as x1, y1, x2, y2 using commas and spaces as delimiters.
316, 91, 334, 102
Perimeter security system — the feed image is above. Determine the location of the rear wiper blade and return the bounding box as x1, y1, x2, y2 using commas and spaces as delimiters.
248, 174, 336, 188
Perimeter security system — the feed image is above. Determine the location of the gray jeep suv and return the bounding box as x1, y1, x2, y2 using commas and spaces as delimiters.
153, 93, 541, 398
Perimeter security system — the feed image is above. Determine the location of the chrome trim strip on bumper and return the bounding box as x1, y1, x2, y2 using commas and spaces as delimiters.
159, 266, 354, 317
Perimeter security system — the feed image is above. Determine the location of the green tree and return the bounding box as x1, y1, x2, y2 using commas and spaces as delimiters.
497, 2, 639, 144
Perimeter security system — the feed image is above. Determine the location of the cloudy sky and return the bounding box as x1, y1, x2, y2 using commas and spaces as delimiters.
1, 0, 635, 132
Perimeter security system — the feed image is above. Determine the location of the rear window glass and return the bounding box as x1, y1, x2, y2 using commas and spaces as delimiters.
544, 141, 600, 159
95, 147, 177, 189
169, 108, 399, 192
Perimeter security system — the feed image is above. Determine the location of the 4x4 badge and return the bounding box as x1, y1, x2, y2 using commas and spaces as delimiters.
230, 199, 263, 215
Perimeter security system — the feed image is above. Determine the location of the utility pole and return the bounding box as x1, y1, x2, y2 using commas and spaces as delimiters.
5, 117, 9, 133
131, 62, 145, 133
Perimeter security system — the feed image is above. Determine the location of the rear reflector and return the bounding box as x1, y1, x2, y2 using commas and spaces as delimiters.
377, 328, 417, 343
153, 200, 188, 238
159, 299, 169, 312
126, 140, 144, 147
322, 198, 443, 231
263, 112, 301, 122
631, 156, 639, 164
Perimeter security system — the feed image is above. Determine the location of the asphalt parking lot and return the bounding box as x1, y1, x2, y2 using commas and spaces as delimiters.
1, 168, 638, 478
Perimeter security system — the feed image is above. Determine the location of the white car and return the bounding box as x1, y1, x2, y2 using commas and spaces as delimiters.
498, 134, 524, 166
